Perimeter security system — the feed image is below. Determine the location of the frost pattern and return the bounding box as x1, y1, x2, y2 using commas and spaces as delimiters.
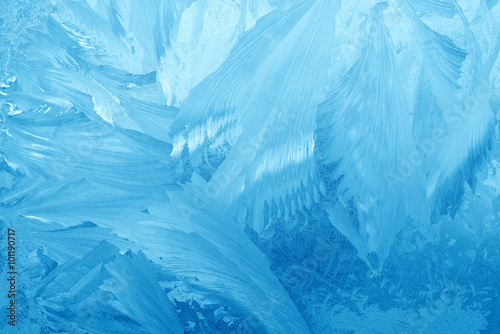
1, 0, 500, 333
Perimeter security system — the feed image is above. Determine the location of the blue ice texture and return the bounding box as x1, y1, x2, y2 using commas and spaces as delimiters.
1, 0, 500, 333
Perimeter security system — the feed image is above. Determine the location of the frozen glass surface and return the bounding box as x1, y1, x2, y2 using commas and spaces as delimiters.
0, 0, 499, 333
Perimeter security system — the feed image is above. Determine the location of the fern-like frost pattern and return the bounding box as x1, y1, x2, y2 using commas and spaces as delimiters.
1, 0, 499, 333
